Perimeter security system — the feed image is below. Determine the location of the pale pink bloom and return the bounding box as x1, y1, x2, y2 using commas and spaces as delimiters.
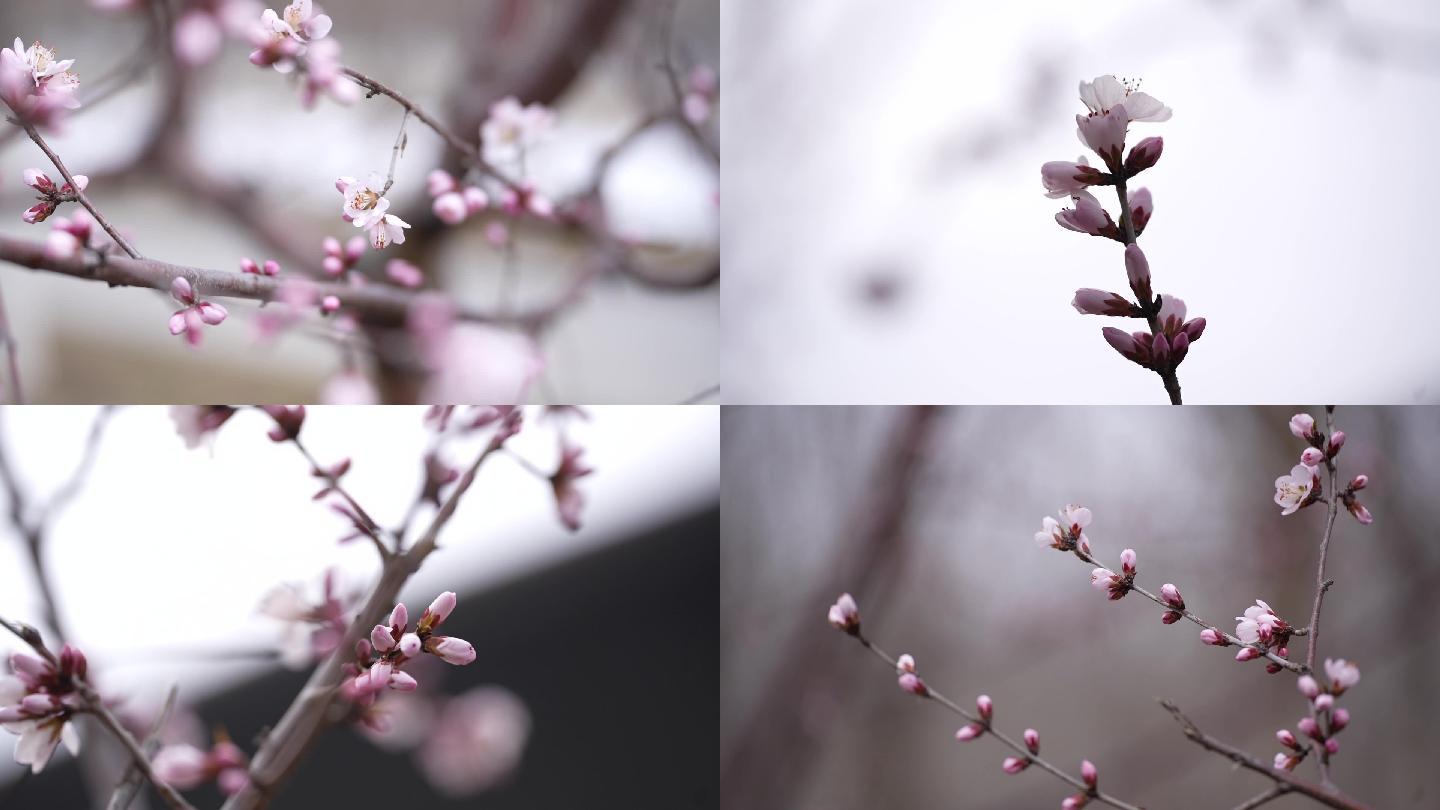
1077, 75, 1172, 123
15, 40, 75, 85
368, 213, 411, 250
168, 277, 228, 346
259, 0, 331, 46
1055, 190, 1114, 236
299, 38, 357, 108
1040, 158, 1104, 199
257, 568, 354, 668
1075, 106, 1128, 165
1071, 288, 1133, 317
427, 169, 457, 197
1155, 295, 1186, 337
1296, 675, 1320, 699
828, 593, 860, 633
174, 10, 224, 66
481, 96, 555, 167
1324, 658, 1360, 692
1300, 447, 1325, 467
169, 405, 236, 449
1289, 413, 1316, 439
1, 39, 81, 129
1034, 505, 1090, 551
895, 654, 916, 675
1235, 599, 1284, 646
550, 441, 594, 532
1001, 755, 1030, 774
6, 715, 78, 773
417, 687, 531, 797
417, 324, 544, 405
339, 173, 390, 228
43, 228, 80, 259
897, 673, 927, 696
1274, 464, 1319, 515
433, 191, 467, 225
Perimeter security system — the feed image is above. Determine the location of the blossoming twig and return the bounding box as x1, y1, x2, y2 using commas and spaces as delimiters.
1301, 406, 1343, 784
1159, 701, 1368, 810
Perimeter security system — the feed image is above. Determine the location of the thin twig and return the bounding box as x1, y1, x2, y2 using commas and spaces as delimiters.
107, 683, 179, 810
380, 109, 411, 195
1303, 405, 1344, 784
1159, 700, 1369, 810
289, 435, 391, 561
0, 279, 22, 404
1233, 785, 1291, 810
854, 634, 1146, 810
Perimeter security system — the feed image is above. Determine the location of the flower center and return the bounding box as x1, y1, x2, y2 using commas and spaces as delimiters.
351, 189, 380, 211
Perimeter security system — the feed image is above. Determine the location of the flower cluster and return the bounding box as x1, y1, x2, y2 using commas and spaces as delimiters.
42, 211, 98, 261
1041, 76, 1203, 398
481, 96, 554, 169
0, 38, 81, 129
1033, 504, 1092, 554
1231, 599, 1293, 670
1276, 659, 1359, 770
321, 234, 367, 277
152, 736, 250, 795
1089, 548, 1136, 601
1276, 412, 1372, 524
0, 646, 87, 773
21, 168, 88, 224
258, 568, 357, 668
169, 277, 229, 346
336, 173, 410, 250
427, 170, 490, 227
248, 2, 357, 108
342, 592, 476, 708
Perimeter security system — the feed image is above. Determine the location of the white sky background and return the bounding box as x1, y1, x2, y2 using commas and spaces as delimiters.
723, 0, 1440, 404
0, 405, 718, 783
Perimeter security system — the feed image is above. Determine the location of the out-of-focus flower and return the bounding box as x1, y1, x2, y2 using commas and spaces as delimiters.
169, 405, 237, 448
413, 313, 545, 405
240, 257, 281, 276
1324, 658, 1360, 693
168, 277, 228, 347
683, 64, 717, 124
153, 738, 249, 795
1, 646, 87, 773
481, 96, 554, 168
321, 369, 378, 404
386, 259, 423, 288
321, 234, 367, 277
416, 686, 531, 797
299, 38, 357, 108
549, 441, 594, 532
257, 568, 356, 668
827, 593, 860, 635
1274, 464, 1320, 515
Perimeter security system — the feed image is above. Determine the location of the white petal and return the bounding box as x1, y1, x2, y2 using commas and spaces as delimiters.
60, 721, 79, 755
1091, 75, 1126, 110
1122, 92, 1172, 122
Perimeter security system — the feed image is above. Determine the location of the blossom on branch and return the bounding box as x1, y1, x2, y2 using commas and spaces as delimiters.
1273, 463, 1320, 515
481, 96, 555, 169
1, 38, 81, 129
0, 646, 87, 773
168, 277, 229, 346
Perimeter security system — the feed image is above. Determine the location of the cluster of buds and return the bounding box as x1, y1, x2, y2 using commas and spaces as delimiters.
20, 168, 87, 224
953, 694, 993, 742
427, 170, 491, 227
0, 646, 87, 773
321, 234, 367, 277
42, 211, 98, 261
1279, 659, 1360, 769
0, 38, 82, 129
1158, 583, 1185, 624
1276, 413, 1372, 523
894, 653, 927, 697
1089, 548, 1136, 601
1041, 76, 1206, 387
1231, 599, 1293, 672
342, 592, 477, 707
1032, 504, 1092, 555
152, 734, 250, 795
1003, 728, 1041, 774
239, 256, 282, 276
168, 277, 229, 346
247, 0, 343, 101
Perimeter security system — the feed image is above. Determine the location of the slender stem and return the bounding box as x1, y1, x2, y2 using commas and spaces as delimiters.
1303, 406, 1344, 785
290, 436, 391, 561
1160, 700, 1369, 810
380, 109, 410, 195
1112, 178, 1181, 405
4, 114, 141, 259
106, 683, 179, 810
1071, 548, 1307, 675
854, 634, 1145, 810
1233, 785, 1290, 810
0, 279, 23, 404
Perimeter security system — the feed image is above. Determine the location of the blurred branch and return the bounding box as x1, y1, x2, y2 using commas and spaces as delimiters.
0, 279, 21, 404
107, 683, 179, 810
1159, 700, 1368, 810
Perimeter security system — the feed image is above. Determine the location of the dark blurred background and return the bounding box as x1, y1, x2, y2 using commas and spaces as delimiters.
721, 406, 1439, 808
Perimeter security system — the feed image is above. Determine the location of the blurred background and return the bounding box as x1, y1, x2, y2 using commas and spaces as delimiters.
0, 0, 718, 403
721, 406, 1438, 808
0, 405, 719, 808
723, 0, 1440, 403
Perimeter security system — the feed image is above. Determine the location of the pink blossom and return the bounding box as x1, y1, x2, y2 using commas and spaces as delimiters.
1054, 190, 1115, 237
321, 234, 367, 277
1159, 583, 1184, 610
1, 646, 88, 773
426, 169, 457, 197
1124, 136, 1163, 175
481, 96, 555, 167
1, 39, 82, 130
1075, 107, 1128, 167
462, 186, 489, 213
1001, 755, 1030, 774
976, 694, 993, 721
1155, 295, 1186, 337
1129, 186, 1153, 234
153, 743, 211, 789
169, 405, 237, 449
1077, 75, 1172, 124
429, 636, 476, 666
338, 173, 391, 228
1033, 505, 1090, 552
895, 654, 916, 674
1327, 431, 1346, 456
1274, 752, 1299, 771
1274, 464, 1319, 515
168, 277, 228, 346
1071, 289, 1134, 317
417, 687, 531, 797
300, 39, 358, 108
1314, 693, 1334, 711
827, 593, 860, 634
432, 191, 467, 225
1331, 708, 1350, 731
258, 567, 354, 667
1081, 759, 1098, 787
550, 441, 594, 532
1234, 647, 1261, 662
1324, 658, 1360, 692
1296, 674, 1320, 699
174, 10, 225, 67
1289, 413, 1316, 439
240, 257, 281, 276
1276, 728, 1299, 749
385, 259, 423, 288
1040, 159, 1105, 199
1119, 548, 1136, 575
424, 591, 457, 628
1300, 447, 1325, 467
897, 673, 927, 696
368, 213, 411, 250
1298, 717, 1321, 740
1199, 628, 1228, 647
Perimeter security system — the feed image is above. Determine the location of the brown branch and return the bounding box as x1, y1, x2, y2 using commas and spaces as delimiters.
1234, 786, 1291, 810
1303, 405, 1345, 784
1159, 700, 1369, 810
106, 683, 179, 810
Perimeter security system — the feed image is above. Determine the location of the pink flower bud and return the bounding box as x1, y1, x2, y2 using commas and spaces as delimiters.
335, 176, 353, 195
896, 654, 916, 674
1129, 186, 1153, 234
1063, 795, 1088, 810
1349, 475, 1368, 491
1330, 708, 1349, 731
426, 169, 457, 197
388, 670, 418, 691
1183, 317, 1206, 342
1161, 610, 1181, 624
1274, 752, 1297, 772
22, 201, 56, 224
23, 168, 54, 192
1001, 756, 1030, 774
1159, 583, 1184, 610
240, 257, 260, 274
1235, 647, 1261, 662
20, 693, 59, 715
976, 694, 993, 721
955, 724, 982, 742
1289, 414, 1316, 439
1298, 717, 1321, 740
1071, 289, 1134, 317
1345, 499, 1372, 525
426, 591, 457, 626
1200, 628, 1227, 646
433, 192, 468, 225
1055, 190, 1114, 236
1124, 136, 1163, 175
322, 255, 344, 276
1102, 327, 1145, 365
320, 295, 340, 314
1314, 693, 1334, 711
1276, 729, 1298, 749
1297, 675, 1320, 698
371, 624, 396, 652
1119, 548, 1136, 575
323, 236, 342, 256
1123, 244, 1151, 301
1023, 728, 1040, 754
1327, 431, 1345, 456
429, 635, 476, 665
399, 632, 422, 658
345, 236, 367, 263
1081, 759, 1098, 787
1151, 332, 1170, 366
263, 260, 281, 276
1040, 160, 1105, 198
897, 672, 927, 696
827, 593, 860, 634
1300, 447, 1325, 467
170, 276, 195, 304
196, 301, 228, 326
1324, 738, 1339, 755
386, 259, 424, 288
388, 602, 408, 630
462, 186, 489, 213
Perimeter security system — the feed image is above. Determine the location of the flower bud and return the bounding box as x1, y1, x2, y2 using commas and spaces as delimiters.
426, 169, 457, 197
897, 672, 928, 696
429, 635, 477, 666
1276, 729, 1298, 750
1102, 327, 1145, 365
388, 670, 418, 692
1023, 728, 1040, 754
1159, 583, 1184, 610
1298, 717, 1321, 740
1081, 759, 1098, 787
1330, 708, 1349, 731
827, 593, 860, 634
1297, 675, 1320, 699
1349, 474, 1368, 491
1314, 694, 1334, 712
1289, 414, 1316, 439
1300, 447, 1325, 467
1345, 499, 1372, 525
1001, 756, 1030, 774
370, 624, 396, 652
1072, 289, 1135, 317
462, 187, 489, 213
433, 192, 468, 225
1151, 332, 1170, 366
239, 257, 260, 274
1119, 548, 1136, 575
1234, 647, 1261, 662
976, 694, 994, 721
426, 591, 457, 626
1123, 244, 1152, 302
955, 724, 982, 742
1200, 628, 1228, 646
1124, 136, 1163, 175
1129, 187, 1153, 234
1327, 431, 1345, 456
23, 168, 54, 192
896, 654, 916, 674
1324, 738, 1339, 755
399, 632, 422, 658
1161, 610, 1181, 624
